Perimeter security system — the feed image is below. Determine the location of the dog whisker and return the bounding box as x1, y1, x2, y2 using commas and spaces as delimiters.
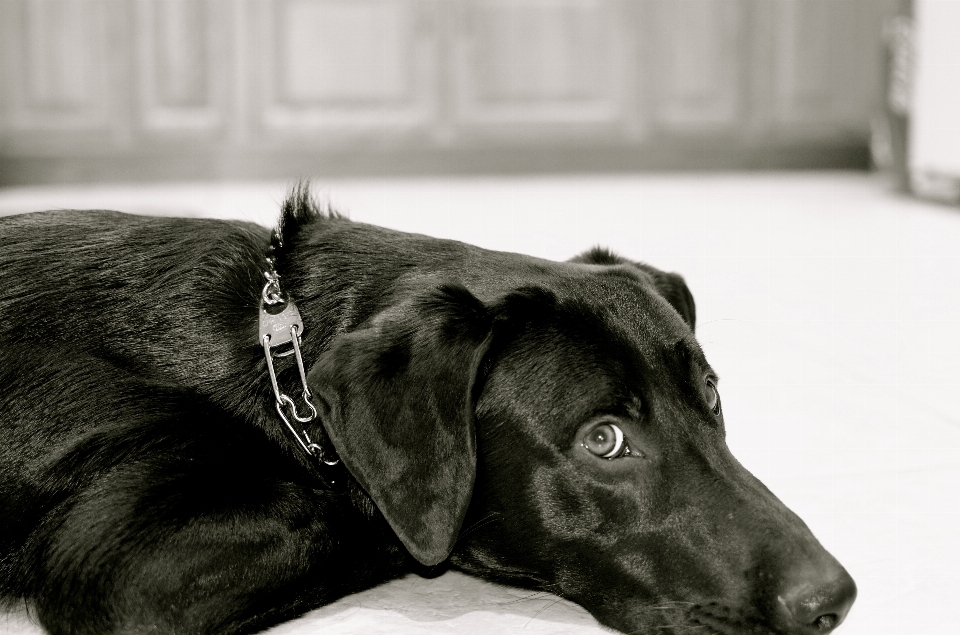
455, 511, 502, 543
523, 597, 563, 628
498, 591, 554, 606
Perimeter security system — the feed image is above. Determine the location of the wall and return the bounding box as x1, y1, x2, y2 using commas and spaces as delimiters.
909, 0, 960, 202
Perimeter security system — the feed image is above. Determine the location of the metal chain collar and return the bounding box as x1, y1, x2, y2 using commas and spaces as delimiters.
258, 255, 339, 466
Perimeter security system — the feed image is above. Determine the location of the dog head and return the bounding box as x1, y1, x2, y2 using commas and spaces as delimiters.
292, 207, 855, 635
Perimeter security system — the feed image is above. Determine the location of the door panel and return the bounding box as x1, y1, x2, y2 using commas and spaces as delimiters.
135, 0, 229, 134
772, 0, 887, 131
251, 0, 438, 142
452, 0, 626, 134
2, 0, 114, 133
650, 0, 744, 130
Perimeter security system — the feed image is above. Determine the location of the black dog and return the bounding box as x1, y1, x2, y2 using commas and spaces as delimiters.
0, 188, 856, 635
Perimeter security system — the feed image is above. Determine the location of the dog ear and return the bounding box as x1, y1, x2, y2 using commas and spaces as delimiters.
307, 284, 491, 566
570, 247, 697, 331
631, 263, 697, 331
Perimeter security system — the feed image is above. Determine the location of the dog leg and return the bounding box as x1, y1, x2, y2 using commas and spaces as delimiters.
16, 444, 408, 635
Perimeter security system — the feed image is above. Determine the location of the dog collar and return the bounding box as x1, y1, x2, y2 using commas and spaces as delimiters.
258, 254, 339, 467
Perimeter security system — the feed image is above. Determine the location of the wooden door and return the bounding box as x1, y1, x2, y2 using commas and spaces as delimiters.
0, 0, 900, 183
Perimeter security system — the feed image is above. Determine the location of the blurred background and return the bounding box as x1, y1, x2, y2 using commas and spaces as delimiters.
2, 2, 960, 635
0, 0, 952, 189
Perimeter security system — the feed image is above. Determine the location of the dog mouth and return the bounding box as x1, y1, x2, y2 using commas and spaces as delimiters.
606, 601, 770, 635
683, 602, 843, 635
615, 602, 791, 635
687, 602, 779, 635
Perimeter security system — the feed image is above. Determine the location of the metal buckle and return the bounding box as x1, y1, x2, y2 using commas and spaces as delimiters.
259, 300, 339, 466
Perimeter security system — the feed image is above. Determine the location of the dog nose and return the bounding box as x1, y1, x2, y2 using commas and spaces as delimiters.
777, 562, 857, 633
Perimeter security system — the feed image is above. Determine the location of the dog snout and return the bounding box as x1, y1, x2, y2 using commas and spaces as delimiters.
775, 558, 857, 633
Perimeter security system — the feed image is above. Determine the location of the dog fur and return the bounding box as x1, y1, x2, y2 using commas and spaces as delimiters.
0, 188, 856, 634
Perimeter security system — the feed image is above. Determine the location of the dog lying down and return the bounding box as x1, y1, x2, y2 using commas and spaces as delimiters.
0, 188, 856, 635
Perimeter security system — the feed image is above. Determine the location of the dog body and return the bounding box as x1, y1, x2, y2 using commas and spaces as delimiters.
0, 193, 856, 635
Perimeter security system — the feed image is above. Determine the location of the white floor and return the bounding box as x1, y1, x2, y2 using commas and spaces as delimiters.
1, 172, 958, 635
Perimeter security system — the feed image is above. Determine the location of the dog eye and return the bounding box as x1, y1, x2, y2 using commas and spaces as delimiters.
583, 422, 627, 459
704, 378, 720, 414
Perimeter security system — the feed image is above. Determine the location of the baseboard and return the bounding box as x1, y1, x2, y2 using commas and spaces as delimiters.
0, 140, 872, 186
